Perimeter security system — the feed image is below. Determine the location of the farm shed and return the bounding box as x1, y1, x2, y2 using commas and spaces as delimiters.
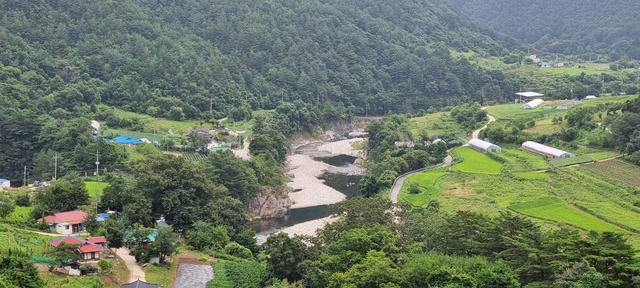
0, 178, 9, 189
521, 141, 574, 158
522, 99, 545, 109
515, 91, 544, 103
468, 139, 501, 153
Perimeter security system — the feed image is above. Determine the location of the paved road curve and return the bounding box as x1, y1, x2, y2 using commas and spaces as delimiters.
389, 110, 494, 203
389, 154, 452, 203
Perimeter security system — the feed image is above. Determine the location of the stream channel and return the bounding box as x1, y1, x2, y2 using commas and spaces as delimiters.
251, 147, 363, 238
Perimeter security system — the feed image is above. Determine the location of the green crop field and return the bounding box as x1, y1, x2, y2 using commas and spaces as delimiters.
0, 224, 55, 255
399, 171, 446, 207
85, 181, 109, 198
523, 118, 563, 134
451, 147, 502, 174
42, 274, 104, 288
575, 202, 640, 232
551, 155, 593, 167
508, 197, 625, 233
586, 151, 619, 161
183, 152, 209, 162
499, 148, 550, 171
580, 159, 640, 187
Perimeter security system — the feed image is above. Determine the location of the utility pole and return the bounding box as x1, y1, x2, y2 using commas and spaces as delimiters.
481, 86, 485, 106
95, 149, 100, 177
210, 96, 213, 115
23, 166, 26, 187
53, 153, 58, 180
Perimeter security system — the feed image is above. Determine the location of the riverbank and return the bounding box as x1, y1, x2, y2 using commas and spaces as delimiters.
286, 153, 347, 209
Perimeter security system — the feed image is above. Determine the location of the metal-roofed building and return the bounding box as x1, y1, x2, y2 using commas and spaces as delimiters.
521, 141, 574, 158
468, 139, 501, 153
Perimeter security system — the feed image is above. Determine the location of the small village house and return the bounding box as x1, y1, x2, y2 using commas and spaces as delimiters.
39, 210, 88, 234
49, 235, 107, 260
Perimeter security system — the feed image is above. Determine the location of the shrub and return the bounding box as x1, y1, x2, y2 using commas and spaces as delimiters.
98, 259, 112, 273
408, 182, 421, 194
224, 242, 253, 260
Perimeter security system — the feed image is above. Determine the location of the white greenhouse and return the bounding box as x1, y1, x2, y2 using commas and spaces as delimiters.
521, 99, 545, 109
468, 139, 501, 153
521, 141, 574, 158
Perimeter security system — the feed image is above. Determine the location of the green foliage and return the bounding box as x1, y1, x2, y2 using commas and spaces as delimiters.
450, 103, 487, 129
201, 151, 260, 202
223, 242, 253, 260
0, 196, 15, 220
209, 259, 265, 288
47, 242, 82, 265
327, 250, 402, 288
263, 233, 310, 282
186, 221, 230, 251
451, 0, 640, 59
0, 250, 44, 288
32, 175, 90, 217
153, 226, 179, 264
98, 259, 112, 273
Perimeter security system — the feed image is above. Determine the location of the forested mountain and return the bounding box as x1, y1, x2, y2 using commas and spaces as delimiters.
449, 0, 640, 60
0, 0, 519, 119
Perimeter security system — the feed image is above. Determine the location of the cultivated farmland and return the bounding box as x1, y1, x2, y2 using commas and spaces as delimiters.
551, 155, 593, 167
580, 159, 640, 187
451, 147, 502, 174
399, 171, 446, 207
508, 197, 625, 233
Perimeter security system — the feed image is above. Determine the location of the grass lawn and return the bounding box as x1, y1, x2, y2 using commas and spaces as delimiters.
451, 147, 502, 174
399, 171, 446, 207
41, 274, 104, 288
144, 255, 178, 288
508, 197, 625, 233
85, 181, 110, 198
579, 159, 640, 187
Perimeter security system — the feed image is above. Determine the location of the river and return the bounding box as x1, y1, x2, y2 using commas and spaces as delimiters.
252, 139, 364, 243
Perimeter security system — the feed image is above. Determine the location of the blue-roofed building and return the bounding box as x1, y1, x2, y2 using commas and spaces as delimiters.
156, 217, 169, 228
0, 178, 9, 189
539, 62, 550, 68
111, 136, 143, 145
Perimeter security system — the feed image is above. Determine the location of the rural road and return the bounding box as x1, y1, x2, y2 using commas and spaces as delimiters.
389, 110, 495, 203
471, 111, 496, 140
115, 247, 146, 282
389, 154, 453, 203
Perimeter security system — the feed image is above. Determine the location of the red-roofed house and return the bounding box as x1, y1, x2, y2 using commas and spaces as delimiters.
38, 210, 88, 234
49, 235, 107, 260
86, 236, 107, 246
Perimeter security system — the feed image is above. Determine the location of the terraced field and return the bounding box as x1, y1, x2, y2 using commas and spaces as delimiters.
580, 159, 640, 187
508, 197, 625, 233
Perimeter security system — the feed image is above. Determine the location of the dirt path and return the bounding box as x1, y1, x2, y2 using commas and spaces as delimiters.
471, 110, 495, 140
114, 247, 146, 282
389, 154, 453, 203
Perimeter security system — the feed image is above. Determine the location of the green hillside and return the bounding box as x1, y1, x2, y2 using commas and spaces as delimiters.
449, 0, 640, 60
0, 0, 517, 118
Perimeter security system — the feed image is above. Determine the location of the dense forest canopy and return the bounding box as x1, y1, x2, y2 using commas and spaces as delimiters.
0, 0, 522, 119
449, 0, 640, 60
